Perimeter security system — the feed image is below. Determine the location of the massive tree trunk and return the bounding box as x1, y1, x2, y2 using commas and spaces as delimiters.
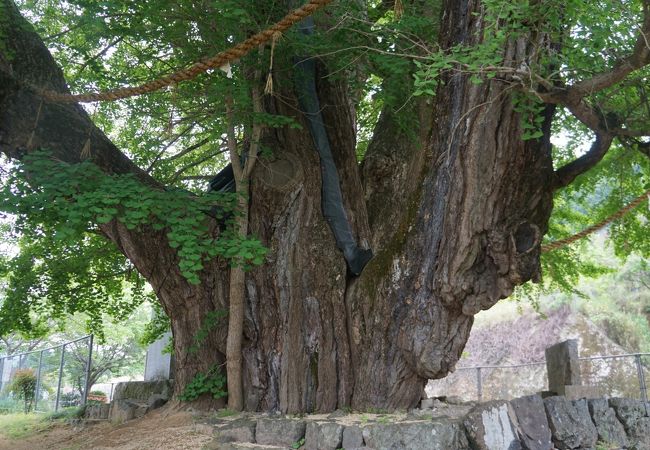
1, 0, 555, 412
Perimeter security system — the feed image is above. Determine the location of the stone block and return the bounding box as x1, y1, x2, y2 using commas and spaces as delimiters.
326, 409, 347, 419
609, 397, 646, 430
420, 398, 435, 409
112, 380, 172, 402
543, 397, 597, 450
545, 340, 581, 395
110, 400, 137, 423
214, 418, 257, 443
341, 425, 364, 449
212, 444, 287, 450
84, 404, 106, 420
446, 396, 466, 405
587, 398, 627, 449
305, 421, 343, 450
256, 418, 306, 447
362, 419, 470, 450
626, 416, 650, 449
509, 394, 552, 450
147, 393, 168, 411
464, 401, 522, 450
109, 399, 149, 423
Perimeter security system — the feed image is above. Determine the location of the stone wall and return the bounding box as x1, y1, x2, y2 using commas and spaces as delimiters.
82, 380, 172, 422
202, 395, 650, 450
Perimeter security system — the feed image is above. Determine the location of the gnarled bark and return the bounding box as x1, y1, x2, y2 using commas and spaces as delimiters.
1, 0, 556, 413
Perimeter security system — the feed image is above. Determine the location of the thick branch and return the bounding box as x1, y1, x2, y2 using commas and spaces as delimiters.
0, 0, 161, 189
553, 133, 614, 189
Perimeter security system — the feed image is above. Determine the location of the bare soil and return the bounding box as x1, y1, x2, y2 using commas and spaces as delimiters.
0, 409, 214, 450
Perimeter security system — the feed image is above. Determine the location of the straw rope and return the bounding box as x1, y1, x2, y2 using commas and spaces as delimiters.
541, 189, 650, 253
35, 0, 332, 103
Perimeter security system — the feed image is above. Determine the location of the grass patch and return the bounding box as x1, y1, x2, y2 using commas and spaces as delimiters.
45, 406, 85, 421
215, 408, 236, 418
0, 407, 84, 440
0, 413, 50, 439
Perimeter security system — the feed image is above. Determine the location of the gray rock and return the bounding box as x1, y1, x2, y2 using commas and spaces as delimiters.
147, 393, 168, 410
543, 397, 597, 449
108, 380, 172, 423
341, 425, 364, 449
545, 340, 581, 396
446, 396, 466, 405
112, 380, 172, 402
133, 402, 148, 419
464, 401, 522, 450
587, 398, 627, 448
510, 394, 552, 450
84, 404, 110, 420
608, 398, 646, 430
214, 418, 257, 443
110, 400, 138, 423
420, 398, 435, 409
99, 403, 110, 419
210, 443, 288, 450
256, 418, 306, 447
626, 416, 650, 450
326, 409, 348, 419
305, 421, 343, 450
362, 419, 470, 450
406, 409, 434, 420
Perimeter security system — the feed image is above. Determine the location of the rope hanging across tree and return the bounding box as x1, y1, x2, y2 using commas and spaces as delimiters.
36, 0, 333, 103
541, 189, 650, 253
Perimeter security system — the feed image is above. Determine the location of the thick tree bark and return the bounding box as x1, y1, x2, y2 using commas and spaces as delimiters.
0, 1, 228, 408
1, 0, 556, 413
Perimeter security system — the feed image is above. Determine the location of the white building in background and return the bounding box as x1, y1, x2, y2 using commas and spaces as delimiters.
144, 332, 173, 381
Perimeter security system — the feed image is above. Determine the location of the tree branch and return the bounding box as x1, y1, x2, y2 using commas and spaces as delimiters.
553, 133, 614, 189
538, 5, 650, 105
158, 137, 212, 164
167, 148, 228, 184
0, 0, 162, 189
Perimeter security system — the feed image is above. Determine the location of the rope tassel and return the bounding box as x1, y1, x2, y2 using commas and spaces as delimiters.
265, 32, 282, 96
394, 0, 404, 20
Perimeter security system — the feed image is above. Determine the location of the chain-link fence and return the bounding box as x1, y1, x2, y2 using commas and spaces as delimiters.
580, 353, 649, 400
0, 335, 93, 413
427, 353, 649, 403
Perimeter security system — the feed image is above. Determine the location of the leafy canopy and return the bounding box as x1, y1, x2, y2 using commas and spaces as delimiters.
0, 0, 648, 335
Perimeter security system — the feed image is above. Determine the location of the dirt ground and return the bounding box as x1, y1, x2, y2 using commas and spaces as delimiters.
0, 409, 215, 450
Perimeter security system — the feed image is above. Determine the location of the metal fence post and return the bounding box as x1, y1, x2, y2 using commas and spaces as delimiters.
34, 350, 44, 411
55, 344, 66, 412
0, 357, 4, 393
477, 367, 483, 402
82, 334, 94, 406
635, 354, 648, 402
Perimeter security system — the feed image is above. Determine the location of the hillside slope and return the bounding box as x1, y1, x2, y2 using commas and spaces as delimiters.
426, 303, 647, 401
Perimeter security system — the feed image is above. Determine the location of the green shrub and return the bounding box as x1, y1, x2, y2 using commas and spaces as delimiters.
7, 369, 38, 413
179, 364, 227, 402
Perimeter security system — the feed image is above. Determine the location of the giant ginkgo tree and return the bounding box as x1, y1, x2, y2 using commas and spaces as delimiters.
0, 0, 648, 413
